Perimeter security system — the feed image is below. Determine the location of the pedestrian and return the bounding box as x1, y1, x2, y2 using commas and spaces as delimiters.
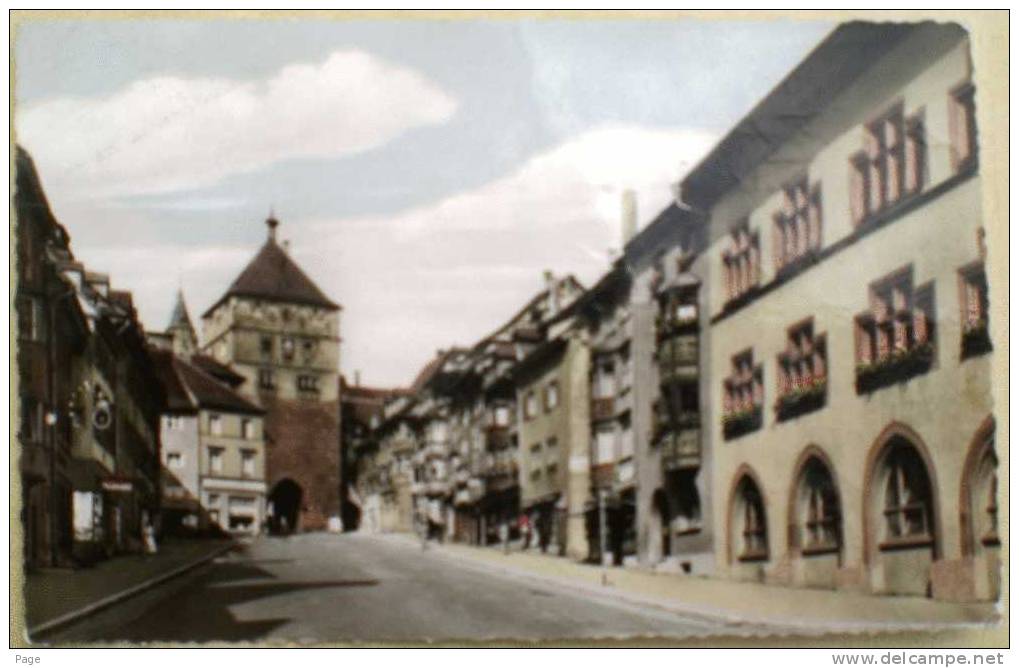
499, 521, 509, 555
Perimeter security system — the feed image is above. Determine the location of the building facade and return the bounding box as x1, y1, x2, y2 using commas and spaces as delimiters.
16, 146, 165, 568
151, 294, 268, 537
201, 216, 343, 532
680, 23, 996, 601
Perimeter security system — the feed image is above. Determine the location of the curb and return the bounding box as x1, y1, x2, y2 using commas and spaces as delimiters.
27, 542, 236, 641
361, 533, 998, 637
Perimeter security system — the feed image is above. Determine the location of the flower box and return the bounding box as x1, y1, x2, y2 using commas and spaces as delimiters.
722, 405, 762, 441
775, 379, 827, 422
855, 341, 934, 394
961, 321, 992, 359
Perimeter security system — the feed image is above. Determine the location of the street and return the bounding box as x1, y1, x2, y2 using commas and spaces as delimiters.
45, 533, 756, 643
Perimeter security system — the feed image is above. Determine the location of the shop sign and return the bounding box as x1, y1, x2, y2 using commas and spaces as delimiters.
102, 479, 133, 493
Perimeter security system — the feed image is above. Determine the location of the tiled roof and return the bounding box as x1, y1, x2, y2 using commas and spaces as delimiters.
191, 353, 245, 388
149, 347, 263, 415
202, 222, 339, 317
148, 348, 197, 413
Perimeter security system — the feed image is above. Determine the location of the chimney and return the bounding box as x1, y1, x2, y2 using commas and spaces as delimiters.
544, 270, 559, 316
621, 189, 638, 247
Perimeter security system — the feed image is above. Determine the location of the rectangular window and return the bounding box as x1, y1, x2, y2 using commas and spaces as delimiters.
855, 267, 936, 393
545, 437, 559, 461
776, 320, 828, 421
260, 335, 273, 358
241, 450, 256, 477
281, 336, 295, 361
949, 82, 977, 172
241, 418, 254, 440
722, 350, 763, 440
850, 105, 927, 226
209, 414, 222, 436
959, 262, 991, 358
494, 405, 510, 427
259, 368, 276, 391
298, 375, 320, 393
774, 179, 822, 271
208, 446, 224, 475
166, 452, 183, 469
544, 381, 560, 412
722, 221, 761, 304
595, 429, 615, 464
524, 391, 538, 420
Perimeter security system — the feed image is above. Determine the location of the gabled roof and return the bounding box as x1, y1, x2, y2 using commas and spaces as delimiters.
149, 346, 264, 416
202, 217, 340, 317
191, 353, 245, 388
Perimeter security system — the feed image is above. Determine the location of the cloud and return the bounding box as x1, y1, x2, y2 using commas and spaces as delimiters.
288, 124, 718, 385
15, 50, 458, 197
60, 124, 716, 387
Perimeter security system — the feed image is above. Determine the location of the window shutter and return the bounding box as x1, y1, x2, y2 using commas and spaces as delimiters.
855, 320, 872, 365
885, 118, 902, 204
913, 308, 929, 344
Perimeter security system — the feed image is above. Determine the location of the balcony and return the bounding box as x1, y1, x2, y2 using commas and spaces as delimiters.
591, 397, 615, 422
661, 428, 701, 471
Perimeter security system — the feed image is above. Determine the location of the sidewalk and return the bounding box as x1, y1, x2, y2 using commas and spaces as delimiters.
375, 533, 999, 634
20, 538, 235, 637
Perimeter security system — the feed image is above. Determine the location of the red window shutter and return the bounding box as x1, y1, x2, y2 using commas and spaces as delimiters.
813, 350, 827, 380
913, 308, 929, 344
855, 320, 872, 365
904, 117, 924, 194
777, 360, 788, 397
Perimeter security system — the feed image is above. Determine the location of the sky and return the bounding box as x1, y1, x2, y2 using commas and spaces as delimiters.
14, 16, 833, 387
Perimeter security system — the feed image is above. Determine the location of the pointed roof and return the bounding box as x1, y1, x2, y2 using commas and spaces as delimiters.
168, 289, 195, 332
202, 215, 340, 318
149, 346, 264, 416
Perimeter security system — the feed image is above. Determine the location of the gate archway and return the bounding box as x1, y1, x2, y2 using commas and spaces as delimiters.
269, 479, 303, 535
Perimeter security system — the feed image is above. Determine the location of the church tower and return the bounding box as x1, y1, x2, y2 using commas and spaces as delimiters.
201, 215, 343, 532
166, 289, 199, 359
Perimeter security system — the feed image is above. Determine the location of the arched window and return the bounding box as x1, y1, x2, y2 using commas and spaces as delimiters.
882, 442, 933, 543
733, 476, 768, 561
971, 435, 999, 548
796, 457, 841, 554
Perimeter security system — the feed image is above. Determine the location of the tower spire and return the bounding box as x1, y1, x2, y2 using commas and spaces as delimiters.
266, 207, 279, 241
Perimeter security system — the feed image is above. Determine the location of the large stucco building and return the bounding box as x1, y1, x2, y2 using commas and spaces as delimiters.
681, 22, 996, 601
201, 216, 343, 532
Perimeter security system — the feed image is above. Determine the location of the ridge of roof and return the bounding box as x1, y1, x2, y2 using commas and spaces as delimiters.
680, 22, 920, 210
